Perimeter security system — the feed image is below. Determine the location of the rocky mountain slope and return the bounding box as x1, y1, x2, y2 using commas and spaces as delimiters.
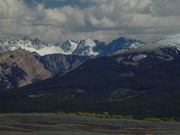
0, 49, 51, 90
0, 50, 89, 90
35, 53, 89, 76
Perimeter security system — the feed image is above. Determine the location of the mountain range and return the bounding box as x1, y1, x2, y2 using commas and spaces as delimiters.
0, 36, 144, 56
1, 34, 180, 117
0, 36, 146, 89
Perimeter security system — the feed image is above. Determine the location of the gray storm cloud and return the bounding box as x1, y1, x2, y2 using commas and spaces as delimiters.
0, 0, 180, 42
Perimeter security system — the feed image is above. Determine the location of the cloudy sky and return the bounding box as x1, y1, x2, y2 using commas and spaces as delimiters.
0, 0, 180, 43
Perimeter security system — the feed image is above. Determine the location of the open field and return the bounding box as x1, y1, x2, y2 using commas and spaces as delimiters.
0, 113, 180, 135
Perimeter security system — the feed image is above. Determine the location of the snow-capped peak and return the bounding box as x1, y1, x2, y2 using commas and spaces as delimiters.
0, 37, 66, 56
0, 37, 100, 56
0, 36, 148, 57
81, 39, 96, 47
74, 39, 99, 56
60, 40, 78, 54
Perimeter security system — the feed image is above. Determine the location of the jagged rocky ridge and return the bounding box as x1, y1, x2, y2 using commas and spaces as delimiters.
0, 36, 145, 56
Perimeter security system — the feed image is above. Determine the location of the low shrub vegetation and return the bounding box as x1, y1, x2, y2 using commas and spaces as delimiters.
57, 112, 179, 122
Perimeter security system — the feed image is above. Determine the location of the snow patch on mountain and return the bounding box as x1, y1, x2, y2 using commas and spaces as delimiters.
22, 46, 67, 56
74, 39, 99, 56
132, 54, 148, 62
59, 40, 78, 54
0, 37, 72, 56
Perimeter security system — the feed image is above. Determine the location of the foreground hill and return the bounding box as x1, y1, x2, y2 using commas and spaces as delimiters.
0, 49, 89, 90
0, 49, 51, 90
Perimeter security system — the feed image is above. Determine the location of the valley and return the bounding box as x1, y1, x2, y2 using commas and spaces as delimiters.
0, 113, 180, 135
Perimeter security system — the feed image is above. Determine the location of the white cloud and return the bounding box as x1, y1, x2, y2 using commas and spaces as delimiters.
0, 0, 180, 42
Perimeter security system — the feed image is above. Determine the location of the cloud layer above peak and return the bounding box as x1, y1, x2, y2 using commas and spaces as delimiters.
0, 0, 180, 42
